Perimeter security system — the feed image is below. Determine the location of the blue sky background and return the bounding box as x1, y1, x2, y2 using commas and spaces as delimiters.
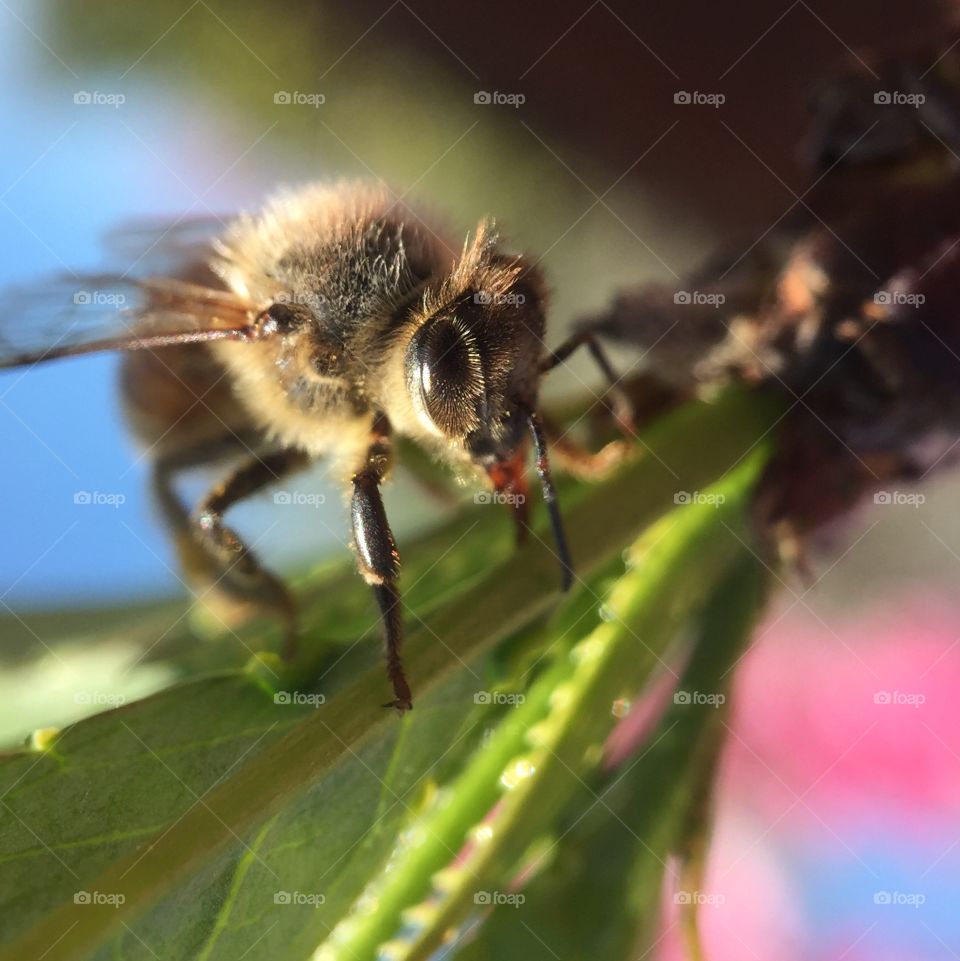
0, 4, 364, 607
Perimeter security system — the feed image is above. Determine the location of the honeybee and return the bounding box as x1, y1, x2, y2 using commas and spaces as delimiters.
577, 33, 960, 563
0, 183, 625, 711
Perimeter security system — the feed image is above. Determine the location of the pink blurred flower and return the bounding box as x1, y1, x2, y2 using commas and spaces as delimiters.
726, 593, 960, 828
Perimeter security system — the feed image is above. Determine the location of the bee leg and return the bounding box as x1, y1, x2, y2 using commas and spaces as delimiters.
152, 437, 265, 622
152, 440, 239, 545
538, 415, 633, 482
190, 448, 311, 659
350, 426, 411, 713
539, 331, 640, 481
542, 326, 694, 480
541, 330, 636, 435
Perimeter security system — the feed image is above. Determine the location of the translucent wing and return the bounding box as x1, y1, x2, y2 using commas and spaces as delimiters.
101, 214, 231, 278
0, 273, 260, 369
0, 209, 267, 368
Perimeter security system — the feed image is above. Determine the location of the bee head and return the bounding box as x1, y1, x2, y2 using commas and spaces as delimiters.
405, 252, 546, 464
404, 226, 574, 591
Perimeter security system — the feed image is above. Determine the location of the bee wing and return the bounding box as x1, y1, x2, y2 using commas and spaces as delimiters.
0, 274, 260, 369
101, 214, 232, 277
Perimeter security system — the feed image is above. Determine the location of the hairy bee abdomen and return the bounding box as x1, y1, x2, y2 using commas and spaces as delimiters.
119, 344, 256, 458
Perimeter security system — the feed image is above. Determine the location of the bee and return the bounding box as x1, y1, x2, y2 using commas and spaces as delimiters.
0, 183, 626, 711
576, 33, 960, 565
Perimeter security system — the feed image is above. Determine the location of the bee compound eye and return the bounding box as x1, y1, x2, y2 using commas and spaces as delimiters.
408, 317, 484, 434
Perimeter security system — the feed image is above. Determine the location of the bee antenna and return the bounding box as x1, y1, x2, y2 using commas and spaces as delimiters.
524, 408, 574, 592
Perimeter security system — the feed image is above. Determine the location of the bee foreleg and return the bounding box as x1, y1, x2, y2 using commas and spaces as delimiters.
191, 448, 311, 659
350, 425, 411, 713
541, 329, 635, 434
539, 330, 644, 481
537, 415, 632, 482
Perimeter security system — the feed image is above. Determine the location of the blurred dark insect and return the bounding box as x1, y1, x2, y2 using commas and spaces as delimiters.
578, 31, 960, 568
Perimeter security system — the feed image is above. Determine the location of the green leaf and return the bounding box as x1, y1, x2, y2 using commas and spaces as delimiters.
454, 554, 764, 960
0, 389, 779, 961
357, 454, 766, 961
